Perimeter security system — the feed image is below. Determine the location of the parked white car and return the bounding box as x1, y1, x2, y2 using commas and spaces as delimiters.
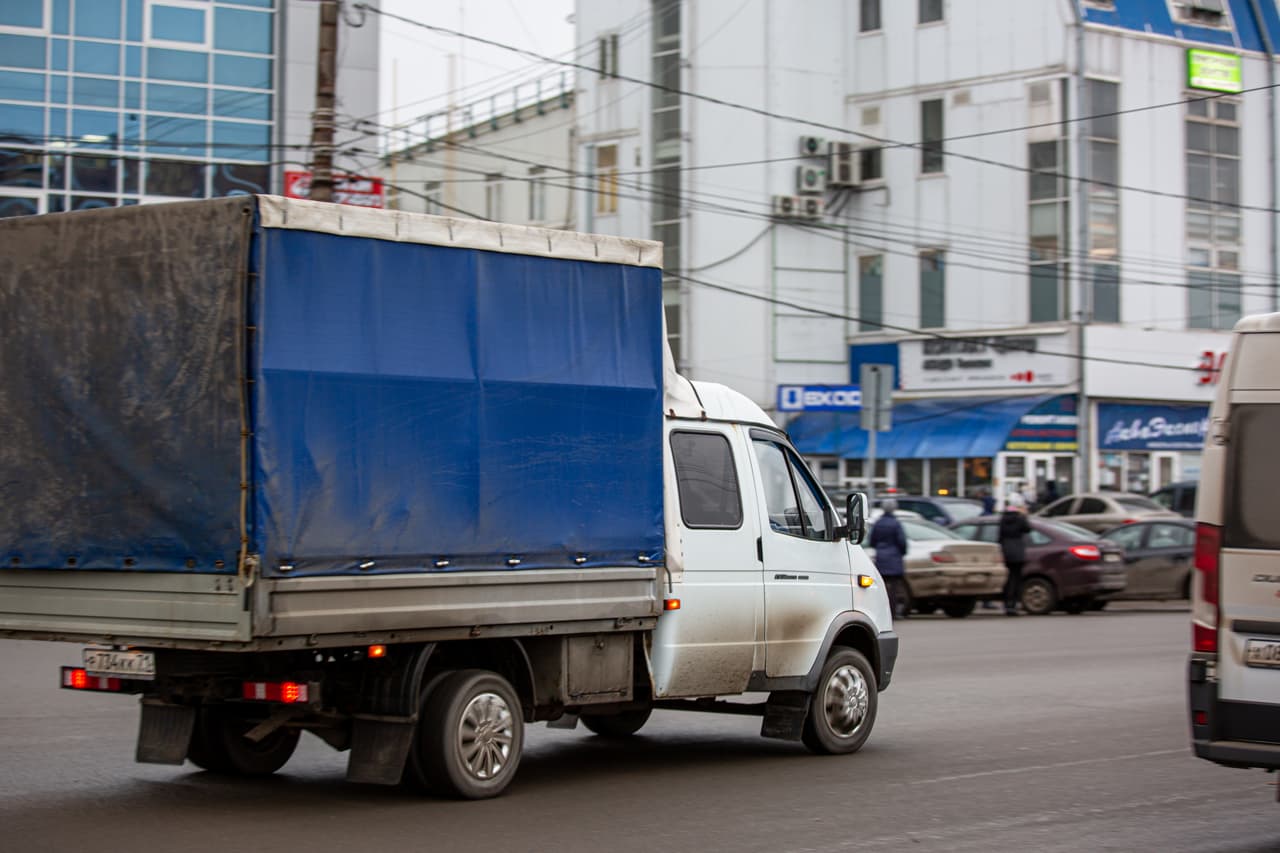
865, 515, 1006, 618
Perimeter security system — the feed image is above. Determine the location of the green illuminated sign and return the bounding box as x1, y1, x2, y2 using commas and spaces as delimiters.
1187, 49, 1242, 93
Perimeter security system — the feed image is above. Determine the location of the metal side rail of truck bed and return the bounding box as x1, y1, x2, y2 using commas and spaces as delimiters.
0, 566, 661, 650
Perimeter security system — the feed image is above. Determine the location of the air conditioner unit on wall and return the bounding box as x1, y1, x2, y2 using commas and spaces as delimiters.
799, 196, 825, 220
773, 195, 799, 217
796, 164, 827, 195
828, 141, 859, 187
799, 135, 826, 157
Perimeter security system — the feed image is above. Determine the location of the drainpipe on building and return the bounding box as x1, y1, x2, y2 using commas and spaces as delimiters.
1073, 1, 1093, 491
1245, 0, 1279, 313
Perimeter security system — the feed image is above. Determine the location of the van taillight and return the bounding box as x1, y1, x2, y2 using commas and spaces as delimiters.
1193, 522, 1221, 653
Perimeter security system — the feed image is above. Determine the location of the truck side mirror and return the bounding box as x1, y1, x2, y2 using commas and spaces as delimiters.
847, 492, 867, 545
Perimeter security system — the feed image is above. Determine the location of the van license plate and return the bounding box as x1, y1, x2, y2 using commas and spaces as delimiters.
83, 649, 155, 680
1245, 640, 1280, 669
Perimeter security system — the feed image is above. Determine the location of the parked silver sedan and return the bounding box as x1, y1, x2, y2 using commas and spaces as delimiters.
1099, 518, 1196, 600
1034, 492, 1180, 534
866, 515, 1006, 618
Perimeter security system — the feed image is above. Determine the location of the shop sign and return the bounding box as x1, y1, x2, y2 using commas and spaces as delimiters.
1196, 350, 1227, 385
1098, 403, 1210, 451
777, 384, 861, 412
1004, 395, 1078, 452
1187, 49, 1242, 94
283, 171, 385, 208
898, 333, 1068, 392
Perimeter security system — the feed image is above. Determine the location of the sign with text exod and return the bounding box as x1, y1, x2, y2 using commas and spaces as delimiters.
898, 333, 1068, 391
777, 385, 861, 412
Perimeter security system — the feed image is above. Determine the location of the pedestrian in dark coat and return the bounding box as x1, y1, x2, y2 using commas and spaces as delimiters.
998, 492, 1032, 616
981, 488, 996, 515
869, 499, 910, 619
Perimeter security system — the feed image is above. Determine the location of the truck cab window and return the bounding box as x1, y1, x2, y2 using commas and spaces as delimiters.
670, 431, 743, 528
752, 439, 831, 541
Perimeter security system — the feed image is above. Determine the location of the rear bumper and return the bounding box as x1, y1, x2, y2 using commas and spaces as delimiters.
877, 630, 899, 691
1188, 654, 1280, 770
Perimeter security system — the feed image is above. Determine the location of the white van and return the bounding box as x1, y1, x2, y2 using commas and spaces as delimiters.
1189, 311, 1280, 778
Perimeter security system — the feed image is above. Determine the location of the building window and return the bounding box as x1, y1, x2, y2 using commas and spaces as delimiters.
423, 180, 441, 215
0, 0, 44, 30
858, 255, 883, 332
860, 0, 881, 32
919, 0, 944, 24
527, 166, 546, 222
597, 32, 619, 78
921, 99, 944, 173
920, 249, 945, 328
1029, 136, 1068, 323
148, 2, 209, 49
484, 172, 503, 220
1186, 96, 1240, 329
1087, 79, 1120, 323
595, 144, 617, 214
1172, 0, 1230, 28
860, 146, 883, 182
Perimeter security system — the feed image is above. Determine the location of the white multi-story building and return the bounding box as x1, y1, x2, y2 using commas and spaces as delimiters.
382, 74, 575, 228
0, 0, 378, 214
575, 0, 1280, 502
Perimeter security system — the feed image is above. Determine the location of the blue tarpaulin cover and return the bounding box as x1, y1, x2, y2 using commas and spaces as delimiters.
251, 222, 665, 576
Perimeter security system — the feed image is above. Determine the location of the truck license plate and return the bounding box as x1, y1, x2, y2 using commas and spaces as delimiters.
83, 649, 155, 680
1245, 640, 1280, 669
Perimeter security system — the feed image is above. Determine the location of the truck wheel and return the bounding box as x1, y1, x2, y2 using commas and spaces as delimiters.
186, 706, 300, 776
414, 669, 524, 799
1020, 577, 1057, 615
801, 647, 877, 755
581, 707, 652, 738
941, 598, 976, 618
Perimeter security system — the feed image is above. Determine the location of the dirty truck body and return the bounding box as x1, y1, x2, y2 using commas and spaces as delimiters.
0, 197, 897, 798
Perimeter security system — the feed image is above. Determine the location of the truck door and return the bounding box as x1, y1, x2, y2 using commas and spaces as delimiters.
750, 434, 853, 678
650, 428, 764, 698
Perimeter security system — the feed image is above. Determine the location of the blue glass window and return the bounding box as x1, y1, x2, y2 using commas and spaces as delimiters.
0, 71, 44, 102
47, 195, 66, 213
122, 157, 139, 192
74, 41, 120, 75
0, 196, 40, 218
213, 120, 268, 161
219, 0, 273, 7
0, 148, 45, 188
122, 111, 141, 149
73, 77, 119, 108
72, 156, 118, 192
74, 0, 122, 40
126, 45, 141, 77
147, 83, 205, 114
49, 106, 66, 138
125, 81, 140, 108
51, 38, 68, 70
53, 0, 70, 33
151, 5, 205, 44
213, 162, 269, 196
0, 0, 44, 28
50, 74, 68, 103
148, 48, 207, 82
213, 54, 270, 89
146, 159, 205, 197
72, 109, 119, 147
126, 0, 143, 41
73, 195, 117, 210
0, 104, 43, 141
147, 114, 205, 157
213, 89, 269, 120
0, 35, 47, 69
214, 8, 271, 54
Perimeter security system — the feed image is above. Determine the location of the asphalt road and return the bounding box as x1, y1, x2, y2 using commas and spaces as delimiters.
1, 607, 1277, 852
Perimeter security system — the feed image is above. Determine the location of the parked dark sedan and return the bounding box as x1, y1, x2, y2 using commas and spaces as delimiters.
1099, 518, 1196, 600
949, 516, 1127, 614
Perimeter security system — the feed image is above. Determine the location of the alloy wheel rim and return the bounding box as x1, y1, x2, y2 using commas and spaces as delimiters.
1024, 584, 1049, 611
824, 664, 869, 737
457, 691, 514, 780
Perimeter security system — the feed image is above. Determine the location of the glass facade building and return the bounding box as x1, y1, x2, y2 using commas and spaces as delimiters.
0, 0, 275, 218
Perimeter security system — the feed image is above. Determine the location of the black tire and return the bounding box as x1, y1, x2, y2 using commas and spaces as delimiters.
1181, 575, 1191, 600
1062, 598, 1089, 615
801, 647, 877, 755
413, 669, 524, 799
401, 669, 457, 789
1020, 577, 1058, 615
941, 598, 976, 619
1088, 599, 1108, 611
581, 706, 652, 738
186, 705, 300, 776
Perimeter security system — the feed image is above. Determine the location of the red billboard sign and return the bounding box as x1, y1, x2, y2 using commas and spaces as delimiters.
282, 170, 385, 208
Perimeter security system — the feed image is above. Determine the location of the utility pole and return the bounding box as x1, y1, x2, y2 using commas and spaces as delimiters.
310, 0, 339, 203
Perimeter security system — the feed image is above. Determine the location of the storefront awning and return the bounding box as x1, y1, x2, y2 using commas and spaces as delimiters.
788, 394, 1076, 459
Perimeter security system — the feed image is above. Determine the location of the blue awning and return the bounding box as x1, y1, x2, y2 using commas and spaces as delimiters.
789, 394, 1072, 459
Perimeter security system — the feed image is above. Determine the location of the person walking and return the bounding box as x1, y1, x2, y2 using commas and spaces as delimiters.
980, 488, 996, 515
998, 493, 1032, 616
870, 499, 910, 619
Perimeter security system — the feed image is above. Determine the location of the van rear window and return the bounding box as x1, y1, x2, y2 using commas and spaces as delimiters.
1226, 404, 1280, 550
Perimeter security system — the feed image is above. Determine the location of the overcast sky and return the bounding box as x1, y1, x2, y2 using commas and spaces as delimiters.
377, 0, 576, 135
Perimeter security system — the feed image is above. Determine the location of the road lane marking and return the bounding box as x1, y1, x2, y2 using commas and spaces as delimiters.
893, 747, 1186, 786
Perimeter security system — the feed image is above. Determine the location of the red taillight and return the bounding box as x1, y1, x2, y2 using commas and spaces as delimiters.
1069, 544, 1101, 561
930, 552, 957, 563
60, 667, 123, 692
1121, 518, 1138, 525
241, 680, 310, 704
1193, 522, 1222, 653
